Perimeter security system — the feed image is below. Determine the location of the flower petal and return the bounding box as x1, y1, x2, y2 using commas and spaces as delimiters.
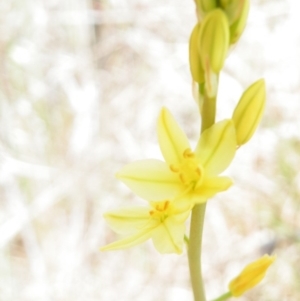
171, 200, 193, 220
192, 176, 233, 203
195, 119, 236, 175
104, 207, 150, 235
116, 159, 181, 200
100, 229, 153, 252
157, 107, 190, 166
151, 220, 186, 254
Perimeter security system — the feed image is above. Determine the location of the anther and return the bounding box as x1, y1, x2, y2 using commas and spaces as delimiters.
163, 201, 170, 210
183, 148, 194, 158
195, 167, 201, 177
170, 164, 180, 173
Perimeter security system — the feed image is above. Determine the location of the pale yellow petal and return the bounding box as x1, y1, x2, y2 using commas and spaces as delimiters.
151, 220, 186, 254
157, 107, 190, 166
171, 199, 193, 220
100, 229, 153, 252
104, 207, 150, 235
195, 119, 236, 175
116, 159, 181, 201
192, 176, 233, 203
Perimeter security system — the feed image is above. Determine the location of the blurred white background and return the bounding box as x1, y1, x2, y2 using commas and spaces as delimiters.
0, 0, 300, 300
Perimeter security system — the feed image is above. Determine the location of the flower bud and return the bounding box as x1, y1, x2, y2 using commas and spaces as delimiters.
189, 23, 205, 83
220, 0, 231, 6
232, 79, 266, 146
229, 0, 250, 44
229, 255, 276, 297
219, 0, 240, 23
197, 0, 217, 14
198, 9, 230, 74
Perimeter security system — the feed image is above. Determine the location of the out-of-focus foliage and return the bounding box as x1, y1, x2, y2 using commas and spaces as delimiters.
0, 0, 300, 300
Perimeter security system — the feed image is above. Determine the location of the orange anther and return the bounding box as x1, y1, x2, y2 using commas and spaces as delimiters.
170, 164, 180, 173
183, 148, 194, 158
163, 201, 170, 210
195, 167, 201, 176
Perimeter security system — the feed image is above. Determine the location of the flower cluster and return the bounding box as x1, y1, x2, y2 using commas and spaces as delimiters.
101, 108, 237, 253
102, 3, 266, 252
102, 0, 275, 299
101, 82, 265, 253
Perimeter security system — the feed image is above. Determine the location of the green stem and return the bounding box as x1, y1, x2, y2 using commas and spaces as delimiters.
188, 203, 207, 301
188, 90, 217, 301
200, 90, 217, 133
210, 292, 232, 301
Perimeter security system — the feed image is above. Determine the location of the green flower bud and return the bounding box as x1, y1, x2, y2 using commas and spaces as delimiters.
232, 79, 266, 146
220, 0, 231, 6
197, 0, 217, 14
229, 0, 250, 44
220, 0, 244, 24
189, 23, 205, 83
198, 9, 230, 74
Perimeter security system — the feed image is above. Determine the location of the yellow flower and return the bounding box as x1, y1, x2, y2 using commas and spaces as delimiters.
228, 254, 276, 297
100, 199, 191, 254
116, 107, 236, 205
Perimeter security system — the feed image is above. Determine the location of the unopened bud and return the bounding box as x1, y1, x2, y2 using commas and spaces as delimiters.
198, 9, 230, 74
232, 79, 266, 146
229, 255, 275, 297
219, 0, 241, 24
189, 23, 205, 83
229, 0, 250, 44
197, 0, 217, 14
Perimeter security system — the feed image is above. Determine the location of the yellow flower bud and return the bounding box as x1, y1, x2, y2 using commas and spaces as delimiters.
232, 79, 266, 146
189, 23, 205, 83
198, 9, 230, 74
229, 255, 276, 297
229, 0, 250, 44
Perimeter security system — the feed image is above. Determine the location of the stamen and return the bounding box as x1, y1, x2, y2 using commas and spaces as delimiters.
163, 201, 170, 210
170, 164, 180, 173
195, 167, 201, 177
180, 173, 186, 184
183, 148, 194, 158
155, 202, 164, 212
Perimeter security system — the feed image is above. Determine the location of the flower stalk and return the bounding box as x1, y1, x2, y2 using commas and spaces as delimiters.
188, 91, 217, 301
188, 203, 207, 301
210, 292, 232, 301
102, 1, 275, 300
